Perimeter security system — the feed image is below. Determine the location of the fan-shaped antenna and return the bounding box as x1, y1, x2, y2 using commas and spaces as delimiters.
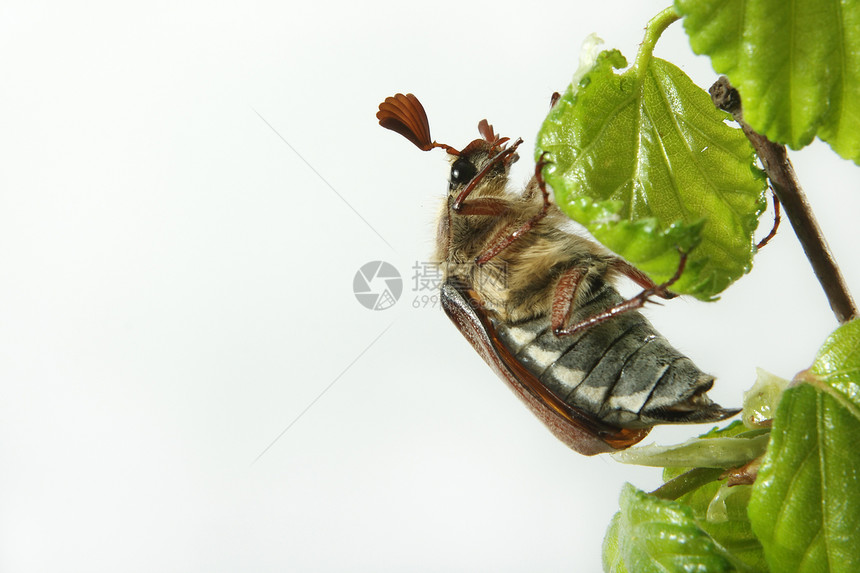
377, 93, 459, 155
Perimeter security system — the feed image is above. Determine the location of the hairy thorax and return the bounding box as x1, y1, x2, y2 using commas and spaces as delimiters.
436, 181, 613, 324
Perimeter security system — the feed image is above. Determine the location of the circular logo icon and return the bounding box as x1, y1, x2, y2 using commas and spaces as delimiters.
353, 261, 403, 310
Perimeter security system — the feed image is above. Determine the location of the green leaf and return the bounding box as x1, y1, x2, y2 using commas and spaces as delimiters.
603, 484, 736, 573
741, 368, 789, 428
676, 0, 860, 164
536, 12, 767, 300
675, 482, 766, 573
748, 319, 860, 573
659, 420, 758, 479
653, 423, 768, 573
611, 427, 769, 469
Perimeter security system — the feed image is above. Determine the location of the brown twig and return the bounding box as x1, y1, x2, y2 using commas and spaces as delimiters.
710, 77, 858, 324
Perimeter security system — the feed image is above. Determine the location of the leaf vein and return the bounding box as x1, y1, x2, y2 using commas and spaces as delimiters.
571, 93, 636, 178
640, 69, 688, 222
817, 392, 832, 572
772, 435, 817, 535
649, 66, 750, 231
832, 0, 847, 141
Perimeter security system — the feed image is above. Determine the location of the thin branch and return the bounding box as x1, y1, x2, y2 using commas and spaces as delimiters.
710, 77, 858, 324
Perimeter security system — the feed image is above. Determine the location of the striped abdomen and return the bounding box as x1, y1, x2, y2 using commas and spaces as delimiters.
494, 280, 734, 429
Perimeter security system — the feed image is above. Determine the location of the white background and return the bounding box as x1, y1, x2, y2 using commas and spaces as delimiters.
2, 1, 858, 571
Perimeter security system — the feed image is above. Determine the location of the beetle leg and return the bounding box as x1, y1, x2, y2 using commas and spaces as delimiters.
609, 259, 677, 300
555, 252, 688, 337
453, 197, 513, 217
756, 190, 781, 250
473, 153, 552, 266
550, 265, 591, 333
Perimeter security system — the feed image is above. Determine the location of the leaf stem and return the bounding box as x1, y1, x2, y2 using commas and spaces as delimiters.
650, 467, 724, 500
634, 7, 681, 74
710, 77, 858, 324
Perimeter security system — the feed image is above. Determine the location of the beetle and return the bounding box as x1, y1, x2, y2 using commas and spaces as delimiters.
377, 93, 738, 454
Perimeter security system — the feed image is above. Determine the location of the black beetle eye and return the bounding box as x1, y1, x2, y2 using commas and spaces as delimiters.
449, 157, 477, 188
